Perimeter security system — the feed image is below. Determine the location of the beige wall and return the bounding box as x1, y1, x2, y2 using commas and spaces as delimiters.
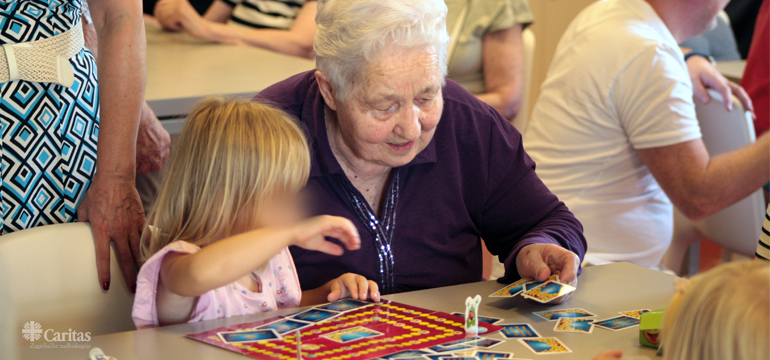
526, 0, 598, 120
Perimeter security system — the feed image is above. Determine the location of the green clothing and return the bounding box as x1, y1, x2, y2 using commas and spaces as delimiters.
445, 0, 534, 94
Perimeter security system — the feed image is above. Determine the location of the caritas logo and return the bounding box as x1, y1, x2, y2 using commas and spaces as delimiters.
22, 321, 91, 342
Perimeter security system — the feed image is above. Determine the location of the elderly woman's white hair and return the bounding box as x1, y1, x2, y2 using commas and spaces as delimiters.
314, 0, 450, 100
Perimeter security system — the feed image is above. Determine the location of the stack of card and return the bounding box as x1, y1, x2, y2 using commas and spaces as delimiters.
489, 275, 576, 304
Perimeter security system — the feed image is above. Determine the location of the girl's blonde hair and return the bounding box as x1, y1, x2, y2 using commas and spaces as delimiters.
141, 97, 310, 260
662, 260, 769, 360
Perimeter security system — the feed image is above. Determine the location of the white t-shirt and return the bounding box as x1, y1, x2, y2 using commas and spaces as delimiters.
523, 0, 702, 268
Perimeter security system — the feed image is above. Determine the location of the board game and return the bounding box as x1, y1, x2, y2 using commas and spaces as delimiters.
186, 300, 503, 360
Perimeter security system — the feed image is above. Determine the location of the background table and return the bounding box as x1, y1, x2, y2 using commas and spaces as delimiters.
23, 263, 673, 359
716, 60, 747, 83
144, 22, 316, 120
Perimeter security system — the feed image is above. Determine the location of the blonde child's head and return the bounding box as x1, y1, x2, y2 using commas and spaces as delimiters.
141, 97, 310, 260
662, 260, 769, 360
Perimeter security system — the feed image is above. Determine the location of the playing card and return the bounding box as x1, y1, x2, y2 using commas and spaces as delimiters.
532, 308, 596, 321
521, 281, 576, 303
489, 278, 534, 297
522, 274, 560, 292
619, 309, 651, 319
471, 338, 503, 349
217, 329, 281, 344
473, 351, 513, 360
259, 318, 311, 334
553, 318, 594, 334
517, 337, 572, 355
316, 299, 371, 312
437, 357, 476, 360
593, 315, 640, 331
499, 323, 540, 339
292, 309, 340, 322
321, 326, 384, 343
425, 354, 454, 360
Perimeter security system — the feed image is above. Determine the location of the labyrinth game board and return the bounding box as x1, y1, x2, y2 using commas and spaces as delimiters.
186, 300, 503, 360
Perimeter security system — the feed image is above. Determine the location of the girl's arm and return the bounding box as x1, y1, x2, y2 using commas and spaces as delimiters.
159, 216, 360, 297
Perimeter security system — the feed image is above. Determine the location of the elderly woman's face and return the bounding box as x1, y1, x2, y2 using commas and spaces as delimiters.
333, 46, 443, 168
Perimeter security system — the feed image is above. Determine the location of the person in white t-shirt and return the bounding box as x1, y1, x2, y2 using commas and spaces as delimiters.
523, 0, 770, 269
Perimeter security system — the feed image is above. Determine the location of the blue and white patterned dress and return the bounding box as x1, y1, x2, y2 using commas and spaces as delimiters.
0, 0, 98, 233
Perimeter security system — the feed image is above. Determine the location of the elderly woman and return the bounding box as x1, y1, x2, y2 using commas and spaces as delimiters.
255, 0, 586, 295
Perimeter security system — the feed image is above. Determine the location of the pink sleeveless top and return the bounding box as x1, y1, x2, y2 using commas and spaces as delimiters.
132, 241, 302, 329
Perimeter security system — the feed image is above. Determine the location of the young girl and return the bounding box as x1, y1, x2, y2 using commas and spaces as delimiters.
132, 98, 379, 329
594, 260, 769, 360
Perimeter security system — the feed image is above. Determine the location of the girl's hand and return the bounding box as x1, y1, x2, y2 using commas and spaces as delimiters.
593, 350, 623, 360
293, 215, 361, 256
327, 273, 380, 302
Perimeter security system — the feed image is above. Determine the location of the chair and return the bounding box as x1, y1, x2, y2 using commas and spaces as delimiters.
0, 223, 136, 360
664, 89, 765, 275
510, 27, 536, 134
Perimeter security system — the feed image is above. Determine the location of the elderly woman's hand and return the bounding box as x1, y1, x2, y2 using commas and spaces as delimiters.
77, 174, 146, 292
516, 243, 580, 304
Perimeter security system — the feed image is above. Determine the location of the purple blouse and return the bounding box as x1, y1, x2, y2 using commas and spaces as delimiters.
255, 71, 586, 294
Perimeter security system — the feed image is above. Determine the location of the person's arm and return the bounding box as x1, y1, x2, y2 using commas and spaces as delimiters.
156, 216, 370, 325
76, 0, 146, 293
81, 11, 172, 175
202, 0, 233, 23
637, 134, 770, 221
162, 216, 360, 297
681, 49, 754, 117
479, 108, 586, 301
475, 25, 525, 120
300, 273, 380, 306
164, 0, 317, 58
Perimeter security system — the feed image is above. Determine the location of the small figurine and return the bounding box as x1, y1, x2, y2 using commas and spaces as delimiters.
464, 295, 482, 335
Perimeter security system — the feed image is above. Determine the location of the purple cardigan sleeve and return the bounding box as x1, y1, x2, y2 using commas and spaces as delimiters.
478, 105, 587, 283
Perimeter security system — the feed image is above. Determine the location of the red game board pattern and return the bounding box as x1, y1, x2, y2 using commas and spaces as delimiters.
187, 301, 502, 360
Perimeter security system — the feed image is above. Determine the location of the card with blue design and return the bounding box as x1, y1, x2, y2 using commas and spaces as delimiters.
217, 329, 281, 344
619, 309, 651, 319
259, 318, 311, 334
489, 278, 535, 298
521, 281, 576, 303
316, 299, 371, 312
499, 323, 540, 338
473, 351, 513, 360
553, 318, 594, 334
292, 308, 340, 322
521, 274, 561, 292
518, 337, 572, 355
532, 308, 596, 321
322, 326, 384, 343
593, 315, 640, 331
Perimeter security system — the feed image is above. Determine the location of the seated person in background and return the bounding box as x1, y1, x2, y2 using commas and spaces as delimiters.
741, 0, 768, 136
524, 0, 770, 270
594, 259, 769, 360
445, 0, 533, 120
758, 205, 770, 260
679, 10, 741, 61
152, 0, 317, 58
133, 98, 378, 329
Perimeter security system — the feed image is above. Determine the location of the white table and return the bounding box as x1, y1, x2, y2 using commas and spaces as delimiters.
23, 263, 674, 359
716, 60, 747, 84
144, 22, 316, 119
